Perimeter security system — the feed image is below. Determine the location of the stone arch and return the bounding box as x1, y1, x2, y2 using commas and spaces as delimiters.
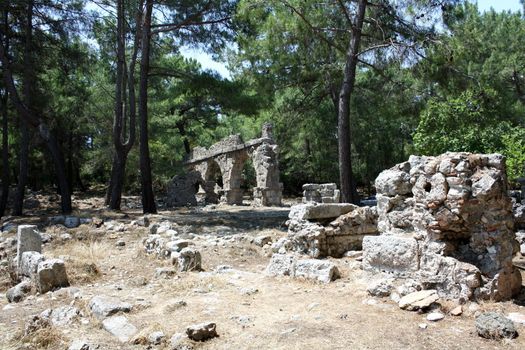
169, 123, 283, 207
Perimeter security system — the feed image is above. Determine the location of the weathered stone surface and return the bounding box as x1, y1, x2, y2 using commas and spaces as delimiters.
170, 333, 194, 350
186, 322, 218, 341
89, 296, 132, 319
42, 305, 81, 326
266, 254, 339, 283
450, 305, 463, 316
16, 225, 41, 269
475, 312, 518, 339
398, 290, 439, 311
172, 247, 201, 272
367, 279, 394, 297
102, 315, 138, 343
19, 251, 44, 278
7, 280, 32, 303
289, 203, 355, 221
365, 152, 521, 301
362, 236, 419, 276
36, 259, 69, 293
302, 183, 340, 204
294, 259, 340, 283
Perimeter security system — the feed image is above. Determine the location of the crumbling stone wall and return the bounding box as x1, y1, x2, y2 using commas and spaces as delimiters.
274, 203, 378, 258
302, 183, 340, 203
363, 152, 522, 301
166, 123, 283, 206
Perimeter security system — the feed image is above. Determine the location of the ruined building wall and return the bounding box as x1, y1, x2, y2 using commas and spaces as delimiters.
363, 152, 522, 301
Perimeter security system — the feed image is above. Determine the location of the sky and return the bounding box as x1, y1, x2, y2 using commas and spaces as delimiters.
184, 0, 523, 79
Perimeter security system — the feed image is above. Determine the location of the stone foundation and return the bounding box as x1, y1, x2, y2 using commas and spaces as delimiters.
363, 152, 522, 301
274, 203, 378, 258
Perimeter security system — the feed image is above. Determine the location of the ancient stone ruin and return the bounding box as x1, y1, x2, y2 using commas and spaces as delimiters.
363, 152, 522, 301
166, 123, 282, 207
302, 183, 340, 203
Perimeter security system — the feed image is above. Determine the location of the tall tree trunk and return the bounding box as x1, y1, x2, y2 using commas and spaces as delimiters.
338, 0, 366, 204
12, 0, 34, 216
0, 7, 8, 218
107, 0, 137, 210
12, 122, 28, 215
138, 0, 157, 214
0, 41, 72, 214
0, 88, 8, 218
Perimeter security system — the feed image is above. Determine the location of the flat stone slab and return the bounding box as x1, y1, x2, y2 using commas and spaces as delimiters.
289, 203, 356, 221
398, 290, 439, 311
89, 296, 132, 319
102, 315, 137, 343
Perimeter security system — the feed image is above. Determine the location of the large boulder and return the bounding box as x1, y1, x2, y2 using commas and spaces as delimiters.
36, 259, 69, 293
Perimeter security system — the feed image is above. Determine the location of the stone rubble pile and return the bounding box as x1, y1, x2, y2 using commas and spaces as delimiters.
272, 202, 378, 258
143, 221, 201, 272
363, 152, 522, 301
302, 183, 340, 203
7, 225, 69, 303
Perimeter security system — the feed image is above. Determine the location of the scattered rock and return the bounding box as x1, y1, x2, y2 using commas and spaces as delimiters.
148, 331, 165, 345
170, 332, 194, 350
68, 340, 90, 350
507, 312, 525, 325
43, 305, 81, 326
172, 247, 201, 272
426, 312, 445, 322
115, 239, 125, 247
6, 280, 32, 303
398, 290, 439, 311
253, 235, 272, 247
367, 279, 394, 297
186, 322, 218, 341
240, 287, 258, 296
89, 295, 132, 319
155, 267, 176, 278
450, 305, 463, 316
64, 216, 80, 228
36, 259, 69, 293
475, 312, 518, 339
419, 323, 428, 330
102, 315, 138, 343
24, 313, 51, 336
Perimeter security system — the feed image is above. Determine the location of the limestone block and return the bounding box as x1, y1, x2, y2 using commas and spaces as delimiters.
19, 251, 44, 278
89, 296, 133, 319
16, 225, 41, 269
294, 259, 340, 283
172, 247, 201, 272
36, 259, 69, 293
375, 169, 412, 196
362, 235, 419, 275
102, 315, 137, 343
289, 203, 356, 221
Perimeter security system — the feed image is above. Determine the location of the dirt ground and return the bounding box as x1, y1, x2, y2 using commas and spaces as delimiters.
1, 195, 525, 350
